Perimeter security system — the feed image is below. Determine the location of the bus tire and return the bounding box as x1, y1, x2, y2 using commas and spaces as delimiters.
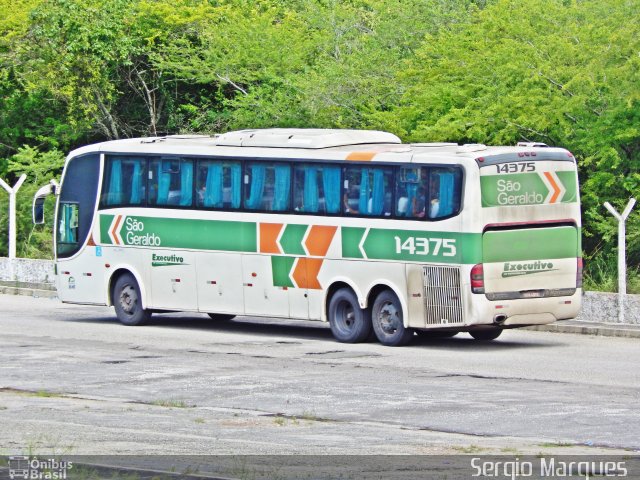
328, 288, 372, 343
207, 313, 235, 321
113, 273, 151, 326
470, 328, 503, 341
371, 290, 413, 347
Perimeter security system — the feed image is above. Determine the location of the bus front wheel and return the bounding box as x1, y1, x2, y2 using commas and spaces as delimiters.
371, 290, 413, 347
328, 288, 372, 343
113, 273, 151, 326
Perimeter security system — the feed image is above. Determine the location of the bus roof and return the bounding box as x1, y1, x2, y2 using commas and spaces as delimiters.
68, 128, 572, 165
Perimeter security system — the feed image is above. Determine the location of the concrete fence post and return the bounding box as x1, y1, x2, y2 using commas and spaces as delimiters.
603, 198, 636, 324
0, 174, 28, 280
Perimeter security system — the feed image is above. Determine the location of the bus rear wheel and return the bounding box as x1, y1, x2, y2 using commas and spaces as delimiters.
113, 273, 151, 326
469, 328, 503, 341
371, 290, 413, 347
328, 288, 372, 343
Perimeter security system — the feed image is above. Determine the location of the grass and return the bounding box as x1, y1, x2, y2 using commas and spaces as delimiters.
582, 252, 640, 294
452, 444, 485, 454
35, 390, 64, 398
538, 441, 576, 448
150, 399, 194, 408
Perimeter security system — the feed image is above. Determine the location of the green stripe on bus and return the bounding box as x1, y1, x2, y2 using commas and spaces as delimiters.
342, 227, 482, 264
100, 214, 114, 245
101, 215, 257, 252
341, 227, 366, 259
483, 227, 578, 263
271, 256, 295, 287
280, 224, 307, 255
480, 173, 548, 207
556, 171, 578, 203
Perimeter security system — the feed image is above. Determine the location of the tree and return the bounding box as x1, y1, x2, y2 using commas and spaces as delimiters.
376, 0, 640, 264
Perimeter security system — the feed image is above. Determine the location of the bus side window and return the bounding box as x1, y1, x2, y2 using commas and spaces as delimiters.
395, 167, 427, 218
428, 167, 462, 219
149, 158, 193, 207
56, 202, 79, 257
293, 164, 341, 214
343, 166, 393, 216
101, 156, 147, 207
245, 163, 291, 212
197, 160, 241, 209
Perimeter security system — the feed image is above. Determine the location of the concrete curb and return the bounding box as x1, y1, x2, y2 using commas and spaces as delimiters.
0, 286, 58, 299
525, 321, 640, 339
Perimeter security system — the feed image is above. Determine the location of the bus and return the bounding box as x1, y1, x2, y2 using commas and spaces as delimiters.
33, 129, 582, 346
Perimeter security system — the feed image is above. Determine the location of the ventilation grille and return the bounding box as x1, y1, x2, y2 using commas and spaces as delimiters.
423, 266, 464, 325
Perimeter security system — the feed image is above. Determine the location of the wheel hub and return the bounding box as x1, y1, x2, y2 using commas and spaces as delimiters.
120, 285, 136, 314
378, 301, 399, 334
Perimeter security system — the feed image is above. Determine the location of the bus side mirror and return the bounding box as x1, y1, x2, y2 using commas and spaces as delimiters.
32, 180, 59, 224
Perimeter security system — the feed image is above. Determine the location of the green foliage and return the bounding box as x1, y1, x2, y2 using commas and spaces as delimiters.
376, 0, 640, 267
0, 0, 638, 289
0, 146, 64, 258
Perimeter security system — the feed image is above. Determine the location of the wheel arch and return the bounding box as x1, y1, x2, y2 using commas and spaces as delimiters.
106, 266, 148, 308
323, 279, 361, 322
366, 282, 409, 328
323, 278, 408, 327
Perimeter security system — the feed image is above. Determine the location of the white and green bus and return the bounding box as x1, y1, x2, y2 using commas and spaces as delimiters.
33, 129, 582, 346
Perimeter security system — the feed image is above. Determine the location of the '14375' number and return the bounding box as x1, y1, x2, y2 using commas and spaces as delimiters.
394, 236, 456, 257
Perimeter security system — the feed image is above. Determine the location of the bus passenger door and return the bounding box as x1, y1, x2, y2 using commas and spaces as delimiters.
242, 254, 289, 317
149, 250, 198, 311
196, 252, 244, 315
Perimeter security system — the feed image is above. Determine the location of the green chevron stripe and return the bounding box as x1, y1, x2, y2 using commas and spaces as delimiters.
100, 214, 115, 245
279, 224, 307, 255
271, 256, 295, 287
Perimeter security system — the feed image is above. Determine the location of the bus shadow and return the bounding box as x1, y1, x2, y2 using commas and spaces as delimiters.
66, 315, 561, 348
411, 334, 563, 350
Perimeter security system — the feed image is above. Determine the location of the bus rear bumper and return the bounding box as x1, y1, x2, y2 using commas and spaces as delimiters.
470, 289, 582, 327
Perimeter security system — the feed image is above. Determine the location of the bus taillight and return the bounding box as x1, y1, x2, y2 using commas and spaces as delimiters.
471, 264, 485, 294
577, 257, 583, 288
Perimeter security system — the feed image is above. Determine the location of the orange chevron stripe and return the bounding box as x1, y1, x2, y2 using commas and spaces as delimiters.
86, 234, 96, 246
292, 258, 324, 290
346, 151, 376, 161
543, 172, 561, 203
110, 215, 123, 245
305, 225, 337, 257
260, 223, 283, 254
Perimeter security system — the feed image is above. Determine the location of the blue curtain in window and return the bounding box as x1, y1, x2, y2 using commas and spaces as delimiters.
230, 163, 241, 209
107, 159, 123, 205
204, 163, 223, 207
68, 205, 77, 242
438, 172, 455, 216
303, 166, 319, 212
359, 169, 371, 214
406, 183, 418, 217
322, 167, 340, 214
246, 165, 266, 209
130, 161, 143, 204
156, 162, 171, 205
371, 169, 385, 215
179, 161, 193, 206
63, 205, 75, 243
272, 165, 291, 211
